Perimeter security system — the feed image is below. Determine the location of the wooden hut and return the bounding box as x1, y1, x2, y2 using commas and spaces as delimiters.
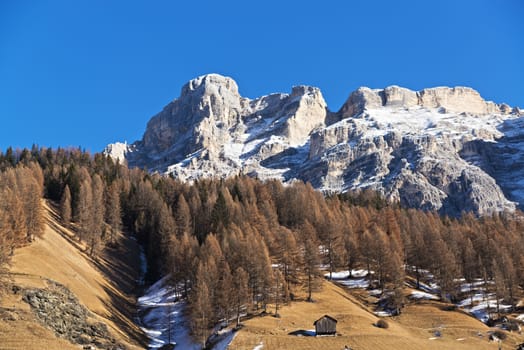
314, 315, 337, 336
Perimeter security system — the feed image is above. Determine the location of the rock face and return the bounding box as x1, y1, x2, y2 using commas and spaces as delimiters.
23, 282, 124, 349
105, 74, 523, 216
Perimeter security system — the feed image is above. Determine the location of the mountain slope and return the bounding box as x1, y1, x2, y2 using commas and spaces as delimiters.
105, 74, 523, 215
231, 280, 520, 350
0, 201, 145, 349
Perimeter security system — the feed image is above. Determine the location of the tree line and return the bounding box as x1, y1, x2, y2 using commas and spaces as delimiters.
1, 146, 524, 347
0, 157, 45, 288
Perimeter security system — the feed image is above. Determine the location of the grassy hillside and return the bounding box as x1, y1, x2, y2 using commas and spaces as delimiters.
0, 201, 146, 349
231, 281, 524, 350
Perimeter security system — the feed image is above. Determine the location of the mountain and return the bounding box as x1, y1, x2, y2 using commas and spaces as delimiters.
105, 74, 523, 216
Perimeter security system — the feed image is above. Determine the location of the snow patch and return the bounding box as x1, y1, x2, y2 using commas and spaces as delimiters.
410, 290, 439, 300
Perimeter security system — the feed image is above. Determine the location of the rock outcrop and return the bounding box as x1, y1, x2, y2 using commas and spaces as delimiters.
105, 74, 523, 216
23, 281, 124, 349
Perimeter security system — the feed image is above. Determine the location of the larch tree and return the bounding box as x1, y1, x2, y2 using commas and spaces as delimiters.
301, 221, 322, 302
216, 258, 233, 325
192, 261, 213, 348
232, 266, 249, 327
18, 168, 45, 241
500, 249, 517, 304
491, 258, 505, 318
368, 225, 392, 291
60, 185, 72, 226
171, 232, 199, 298
344, 230, 359, 278
175, 193, 192, 236
4, 187, 26, 255
273, 268, 284, 317
89, 174, 105, 257
460, 237, 478, 304
77, 177, 93, 243
106, 181, 122, 245
321, 211, 343, 281
388, 250, 405, 315
432, 238, 459, 302
276, 227, 302, 290
155, 202, 176, 262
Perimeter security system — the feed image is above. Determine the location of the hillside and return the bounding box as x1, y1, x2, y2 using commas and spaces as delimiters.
231, 280, 523, 350
105, 73, 524, 216
0, 201, 145, 349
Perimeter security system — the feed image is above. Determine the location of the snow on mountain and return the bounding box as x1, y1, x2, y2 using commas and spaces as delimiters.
105, 74, 523, 216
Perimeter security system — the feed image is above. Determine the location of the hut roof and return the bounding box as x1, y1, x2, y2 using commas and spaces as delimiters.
313, 315, 338, 325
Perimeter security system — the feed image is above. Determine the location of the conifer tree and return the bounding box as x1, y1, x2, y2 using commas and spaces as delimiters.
106, 182, 122, 245
192, 261, 212, 348
60, 185, 72, 226
344, 231, 359, 278
273, 268, 284, 316
216, 259, 233, 325
175, 193, 192, 236
301, 221, 322, 301
232, 267, 249, 327
77, 177, 93, 243
90, 174, 105, 256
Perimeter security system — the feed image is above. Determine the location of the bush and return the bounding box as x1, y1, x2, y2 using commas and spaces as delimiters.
375, 319, 389, 329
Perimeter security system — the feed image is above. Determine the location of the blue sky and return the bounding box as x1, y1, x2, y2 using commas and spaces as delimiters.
1, 0, 522, 152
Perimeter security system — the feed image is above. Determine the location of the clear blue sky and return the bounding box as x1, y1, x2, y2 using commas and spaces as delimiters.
1, 0, 523, 153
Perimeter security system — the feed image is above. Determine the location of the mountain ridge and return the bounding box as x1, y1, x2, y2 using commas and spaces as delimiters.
105, 74, 523, 216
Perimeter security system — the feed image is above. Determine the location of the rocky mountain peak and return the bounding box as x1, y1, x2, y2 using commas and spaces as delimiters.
338, 85, 513, 120
181, 73, 240, 98
106, 75, 524, 216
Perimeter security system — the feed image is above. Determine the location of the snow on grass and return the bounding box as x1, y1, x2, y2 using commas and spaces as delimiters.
417, 280, 439, 294
369, 289, 382, 297
459, 280, 488, 293
332, 277, 369, 289
410, 290, 440, 300
138, 275, 237, 350
374, 310, 394, 317
138, 276, 200, 350
458, 293, 513, 324
325, 270, 373, 289
253, 341, 264, 350
211, 329, 237, 350
326, 269, 370, 279
516, 314, 524, 322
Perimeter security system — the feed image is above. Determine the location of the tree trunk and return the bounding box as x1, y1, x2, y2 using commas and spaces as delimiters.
307, 271, 312, 301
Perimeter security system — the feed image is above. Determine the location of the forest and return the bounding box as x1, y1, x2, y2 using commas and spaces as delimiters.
1, 146, 524, 347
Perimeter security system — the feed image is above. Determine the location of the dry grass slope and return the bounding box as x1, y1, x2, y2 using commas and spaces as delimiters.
0, 201, 145, 350
231, 281, 524, 350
